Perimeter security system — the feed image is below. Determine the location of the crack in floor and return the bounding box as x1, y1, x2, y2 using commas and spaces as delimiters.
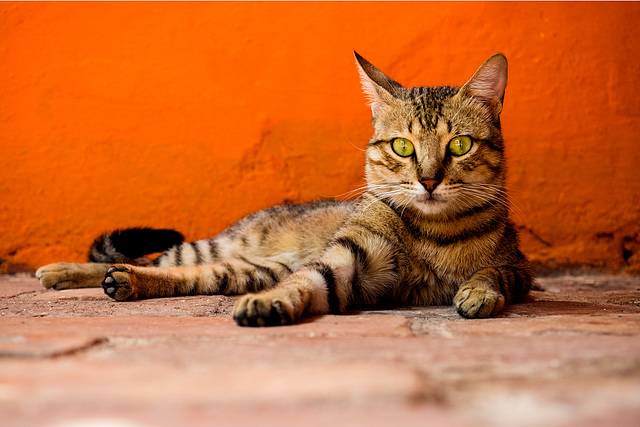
0, 336, 109, 359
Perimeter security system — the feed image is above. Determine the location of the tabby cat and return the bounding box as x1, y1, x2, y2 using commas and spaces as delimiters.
36, 52, 533, 326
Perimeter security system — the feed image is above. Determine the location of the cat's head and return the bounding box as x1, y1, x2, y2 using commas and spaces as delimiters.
356, 52, 509, 218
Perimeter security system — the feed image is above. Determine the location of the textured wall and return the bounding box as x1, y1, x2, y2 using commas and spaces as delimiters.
1, 2, 639, 273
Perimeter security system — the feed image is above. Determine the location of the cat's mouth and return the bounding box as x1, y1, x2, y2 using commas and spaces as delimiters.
414, 189, 443, 203
415, 193, 437, 203
412, 190, 449, 213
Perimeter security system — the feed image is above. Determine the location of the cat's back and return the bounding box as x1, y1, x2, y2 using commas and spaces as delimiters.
217, 199, 356, 265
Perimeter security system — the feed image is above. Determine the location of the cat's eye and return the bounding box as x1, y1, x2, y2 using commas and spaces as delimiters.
391, 138, 415, 157
448, 136, 473, 156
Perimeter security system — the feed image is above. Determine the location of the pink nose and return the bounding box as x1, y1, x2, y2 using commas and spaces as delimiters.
421, 179, 440, 192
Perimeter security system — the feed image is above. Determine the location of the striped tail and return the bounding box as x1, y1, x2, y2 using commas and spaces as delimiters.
88, 227, 184, 264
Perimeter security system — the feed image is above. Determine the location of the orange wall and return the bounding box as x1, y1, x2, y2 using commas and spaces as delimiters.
1, 2, 639, 273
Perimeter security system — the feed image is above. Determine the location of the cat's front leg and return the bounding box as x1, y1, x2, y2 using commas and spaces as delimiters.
454, 265, 532, 318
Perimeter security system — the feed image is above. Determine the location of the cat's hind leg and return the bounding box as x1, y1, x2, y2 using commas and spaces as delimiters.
36, 262, 112, 290
232, 268, 324, 327
233, 229, 401, 327
102, 258, 292, 301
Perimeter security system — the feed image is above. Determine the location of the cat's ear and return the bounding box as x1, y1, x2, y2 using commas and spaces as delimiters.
354, 51, 404, 118
460, 53, 508, 118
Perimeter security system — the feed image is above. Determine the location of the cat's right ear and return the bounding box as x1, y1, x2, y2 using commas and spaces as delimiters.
459, 53, 508, 120
354, 51, 404, 118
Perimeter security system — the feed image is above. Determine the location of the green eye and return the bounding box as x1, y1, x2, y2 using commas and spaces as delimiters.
391, 138, 415, 157
449, 135, 473, 156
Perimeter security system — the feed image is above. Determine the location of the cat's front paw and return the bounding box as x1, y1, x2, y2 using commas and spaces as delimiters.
233, 293, 295, 327
102, 265, 138, 301
454, 278, 505, 319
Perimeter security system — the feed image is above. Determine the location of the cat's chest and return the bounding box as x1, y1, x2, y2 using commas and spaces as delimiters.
404, 234, 496, 280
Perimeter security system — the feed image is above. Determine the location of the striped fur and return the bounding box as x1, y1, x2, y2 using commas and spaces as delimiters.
36, 52, 533, 326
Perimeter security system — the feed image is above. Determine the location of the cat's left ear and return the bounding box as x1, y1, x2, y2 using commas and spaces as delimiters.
354, 51, 404, 119
460, 53, 508, 119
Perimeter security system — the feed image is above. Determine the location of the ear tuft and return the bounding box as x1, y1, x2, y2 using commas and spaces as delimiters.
460, 53, 508, 117
354, 51, 404, 118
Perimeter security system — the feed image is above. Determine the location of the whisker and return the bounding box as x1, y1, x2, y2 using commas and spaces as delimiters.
342, 132, 367, 152
452, 184, 528, 224
319, 183, 372, 200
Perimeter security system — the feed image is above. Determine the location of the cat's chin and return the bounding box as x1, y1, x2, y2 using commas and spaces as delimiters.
413, 199, 448, 216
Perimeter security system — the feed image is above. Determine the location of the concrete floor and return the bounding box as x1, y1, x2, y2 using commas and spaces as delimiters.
1, 273, 640, 427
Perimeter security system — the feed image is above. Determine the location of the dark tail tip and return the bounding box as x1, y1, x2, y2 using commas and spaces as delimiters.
88, 227, 185, 263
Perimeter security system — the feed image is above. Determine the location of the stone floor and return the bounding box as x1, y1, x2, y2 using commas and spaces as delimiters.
1, 273, 640, 427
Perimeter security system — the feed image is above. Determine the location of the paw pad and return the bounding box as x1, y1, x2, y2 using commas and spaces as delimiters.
102, 265, 135, 301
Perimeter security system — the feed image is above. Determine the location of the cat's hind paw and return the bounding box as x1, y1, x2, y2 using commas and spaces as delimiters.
233, 293, 295, 327
102, 265, 138, 301
454, 279, 505, 319
36, 262, 108, 290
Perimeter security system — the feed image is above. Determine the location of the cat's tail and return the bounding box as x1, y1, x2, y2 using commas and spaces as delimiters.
88, 227, 185, 264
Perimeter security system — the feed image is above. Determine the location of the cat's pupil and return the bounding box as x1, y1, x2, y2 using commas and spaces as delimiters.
449, 136, 472, 156
391, 138, 414, 157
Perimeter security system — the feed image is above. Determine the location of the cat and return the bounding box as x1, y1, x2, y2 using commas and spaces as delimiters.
36, 51, 533, 327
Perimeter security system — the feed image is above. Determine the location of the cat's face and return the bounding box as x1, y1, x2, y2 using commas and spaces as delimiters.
356, 53, 509, 218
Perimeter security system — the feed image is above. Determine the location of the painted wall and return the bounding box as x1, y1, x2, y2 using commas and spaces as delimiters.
1, 2, 639, 273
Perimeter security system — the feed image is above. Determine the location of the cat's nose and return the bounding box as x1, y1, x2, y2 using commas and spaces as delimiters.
420, 179, 440, 192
